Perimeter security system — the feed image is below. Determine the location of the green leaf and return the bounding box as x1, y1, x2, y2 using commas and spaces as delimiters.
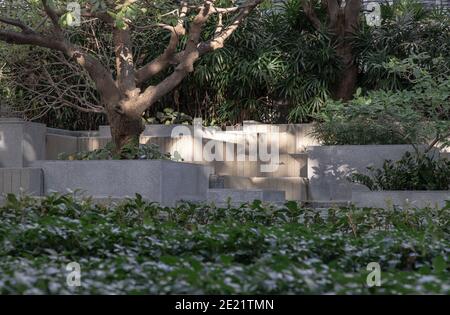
6, 193, 19, 206
432, 256, 447, 273
160, 256, 178, 265
66, 12, 73, 26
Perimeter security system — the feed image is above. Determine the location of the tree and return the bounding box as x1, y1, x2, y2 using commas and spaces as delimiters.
0, 0, 262, 151
301, 0, 361, 101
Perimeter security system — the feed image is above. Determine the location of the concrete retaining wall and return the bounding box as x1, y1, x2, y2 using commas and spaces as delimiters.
219, 175, 307, 200
46, 133, 111, 159
77, 137, 111, 152
101, 123, 319, 151
0, 168, 43, 195
140, 126, 312, 178
30, 160, 213, 206
0, 118, 46, 167
45, 134, 78, 159
3, 119, 448, 205
352, 191, 450, 209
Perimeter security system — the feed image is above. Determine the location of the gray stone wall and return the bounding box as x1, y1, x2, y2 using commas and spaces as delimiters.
30, 160, 213, 206
0, 118, 46, 167
0, 167, 43, 195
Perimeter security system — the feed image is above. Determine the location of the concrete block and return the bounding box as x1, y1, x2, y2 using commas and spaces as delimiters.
98, 125, 112, 137
23, 122, 46, 166
294, 124, 319, 151
219, 175, 307, 201
0, 118, 46, 167
77, 137, 110, 152
46, 134, 111, 159
0, 168, 43, 195
46, 134, 78, 159
142, 136, 193, 161
210, 153, 307, 178
30, 160, 213, 206
47, 128, 99, 137
276, 124, 320, 153
159, 160, 212, 204
352, 191, 450, 209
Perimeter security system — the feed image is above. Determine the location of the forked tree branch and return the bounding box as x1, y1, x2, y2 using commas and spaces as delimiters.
1, 0, 262, 119
135, 1, 189, 85
41, 0, 63, 37
129, 0, 262, 116
135, 0, 262, 85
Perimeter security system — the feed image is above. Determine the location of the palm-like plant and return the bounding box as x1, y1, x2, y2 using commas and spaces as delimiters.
1, 0, 449, 128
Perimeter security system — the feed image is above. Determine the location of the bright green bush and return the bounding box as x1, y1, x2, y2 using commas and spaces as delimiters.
0, 193, 448, 294
350, 151, 450, 191
356, 1, 450, 91
145, 108, 193, 125
57, 142, 180, 161
312, 55, 450, 145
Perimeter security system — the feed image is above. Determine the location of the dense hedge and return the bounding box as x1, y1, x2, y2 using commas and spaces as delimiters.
0, 194, 448, 294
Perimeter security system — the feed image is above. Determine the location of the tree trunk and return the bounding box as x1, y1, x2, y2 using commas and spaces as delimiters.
302, 0, 361, 101
327, 2, 360, 102
333, 42, 358, 101
106, 108, 144, 154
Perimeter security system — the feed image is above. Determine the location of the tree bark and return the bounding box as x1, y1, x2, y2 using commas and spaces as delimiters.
302, 0, 361, 101
106, 107, 144, 153
333, 43, 358, 101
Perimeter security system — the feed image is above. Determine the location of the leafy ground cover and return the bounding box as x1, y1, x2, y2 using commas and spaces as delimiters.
0, 194, 448, 294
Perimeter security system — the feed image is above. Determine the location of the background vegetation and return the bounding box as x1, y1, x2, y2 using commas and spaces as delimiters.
1, 0, 449, 129
311, 55, 450, 146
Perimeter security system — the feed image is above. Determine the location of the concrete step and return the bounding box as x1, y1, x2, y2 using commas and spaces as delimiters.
142, 134, 310, 177
210, 175, 308, 201
207, 189, 285, 205
211, 153, 308, 178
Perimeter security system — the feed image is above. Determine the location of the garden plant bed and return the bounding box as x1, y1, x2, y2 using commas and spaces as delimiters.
0, 194, 448, 294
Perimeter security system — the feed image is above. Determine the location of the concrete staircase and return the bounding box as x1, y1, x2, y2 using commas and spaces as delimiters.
207, 149, 310, 204
210, 175, 307, 201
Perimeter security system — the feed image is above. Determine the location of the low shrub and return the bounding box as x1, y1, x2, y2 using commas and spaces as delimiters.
311, 55, 450, 146
350, 151, 450, 191
145, 108, 193, 125
58, 142, 182, 161
0, 193, 448, 294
